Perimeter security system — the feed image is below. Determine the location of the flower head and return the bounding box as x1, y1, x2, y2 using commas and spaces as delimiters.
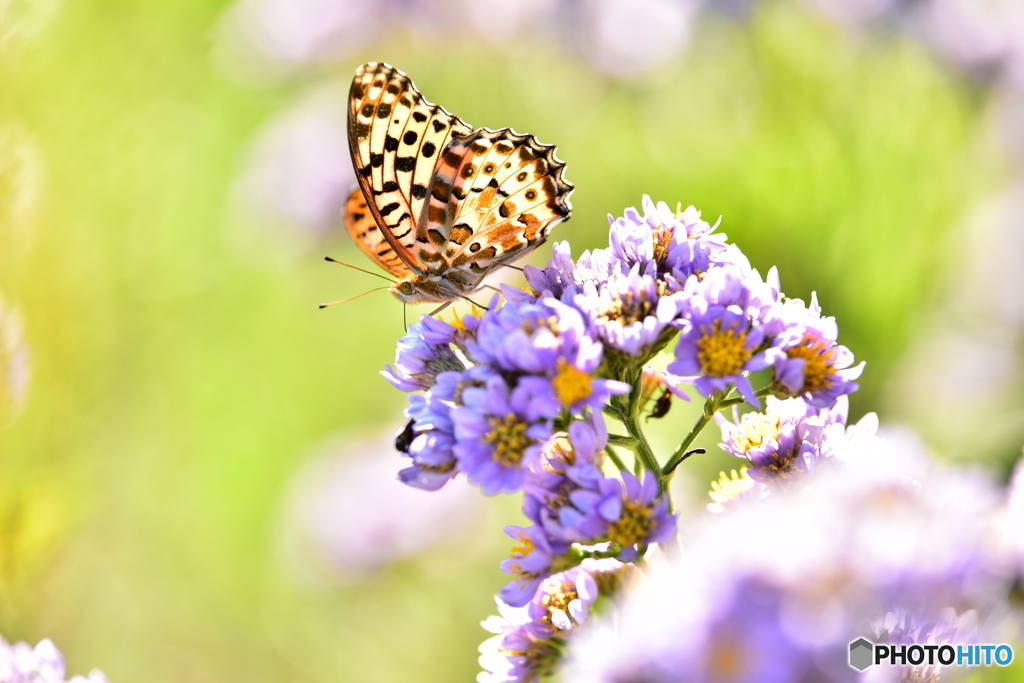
608, 195, 727, 288
715, 396, 848, 488
768, 294, 863, 409
452, 375, 556, 495
382, 315, 466, 393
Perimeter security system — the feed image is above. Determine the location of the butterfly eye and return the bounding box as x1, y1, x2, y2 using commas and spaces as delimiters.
398, 281, 415, 296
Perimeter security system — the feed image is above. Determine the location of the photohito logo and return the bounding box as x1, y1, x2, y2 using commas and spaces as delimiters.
848, 638, 1014, 672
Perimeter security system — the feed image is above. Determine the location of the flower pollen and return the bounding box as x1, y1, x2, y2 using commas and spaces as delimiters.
485, 414, 532, 467
608, 499, 654, 547
696, 320, 752, 377
734, 413, 781, 453
785, 334, 837, 393
553, 358, 593, 407
539, 579, 579, 629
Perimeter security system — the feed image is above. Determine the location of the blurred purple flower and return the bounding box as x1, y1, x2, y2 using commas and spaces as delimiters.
215, 0, 451, 80
864, 608, 979, 683
0, 295, 29, 421
560, 0, 703, 78
284, 427, 480, 581
0, 636, 107, 683
227, 88, 353, 255
478, 598, 560, 683
563, 436, 1015, 682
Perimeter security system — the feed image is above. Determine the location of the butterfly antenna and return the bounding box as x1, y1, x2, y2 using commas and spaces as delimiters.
403, 303, 408, 332
318, 286, 390, 309
324, 256, 395, 283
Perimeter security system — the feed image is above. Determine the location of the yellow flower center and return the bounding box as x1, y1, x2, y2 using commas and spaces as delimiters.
709, 469, 755, 503
485, 413, 532, 467
608, 499, 653, 547
539, 579, 579, 630
785, 334, 837, 393
708, 637, 747, 678
447, 313, 468, 334
734, 413, 782, 454
696, 320, 752, 377
553, 359, 593, 407
598, 285, 663, 326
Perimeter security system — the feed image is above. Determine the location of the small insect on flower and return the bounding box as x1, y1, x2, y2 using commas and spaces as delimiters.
327, 62, 574, 308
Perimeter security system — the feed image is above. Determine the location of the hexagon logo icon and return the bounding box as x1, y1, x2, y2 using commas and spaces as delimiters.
849, 638, 874, 671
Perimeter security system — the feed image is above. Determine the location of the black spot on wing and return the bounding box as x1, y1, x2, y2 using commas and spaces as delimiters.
377, 103, 392, 119
384, 136, 399, 152
422, 142, 436, 158
413, 111, 427, 123
432, 120, 446, 133
396, 157, 416, 172
380, 202, 400, 217
412, 184, 427, 199
403, 131, 418, 145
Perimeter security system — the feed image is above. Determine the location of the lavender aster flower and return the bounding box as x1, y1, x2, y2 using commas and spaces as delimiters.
668, 268, 781, 406
382, 315, 466, 393
568, 471, 676, 560
478, 599, 560, 683
524, 558, 628, 639
398, 392, 459, 491
498, 521, 570, 608
523, 414, 608, 544
565, 433, 1013, 683
715, 396, 848, 488
468, 296, 628, 412
452, 375, 556, 495
768, 293, 864, 409
608, 196, 727, 289
572, 265, 683, 359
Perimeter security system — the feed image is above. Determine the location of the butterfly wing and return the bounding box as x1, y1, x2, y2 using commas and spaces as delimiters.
418, 128, 573, 289
342, 187, 409, 279
348, 62, 473, 275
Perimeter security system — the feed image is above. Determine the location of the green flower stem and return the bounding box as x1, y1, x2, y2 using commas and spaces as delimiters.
618, 377, 661, 484
661, 385, 774, 476
607, 434, 638, 447
604, 443, 629, 473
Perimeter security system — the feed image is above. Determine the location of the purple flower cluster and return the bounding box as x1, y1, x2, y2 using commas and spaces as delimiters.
0, 636, 107, 683
479, 559, 634, 683
563, 448, 1019, 682
520, 196, 861, 408
377, 196, 871, 680
714, 395, 857, 490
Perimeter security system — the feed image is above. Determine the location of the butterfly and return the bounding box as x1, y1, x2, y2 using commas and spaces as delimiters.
343, 62, 573, 306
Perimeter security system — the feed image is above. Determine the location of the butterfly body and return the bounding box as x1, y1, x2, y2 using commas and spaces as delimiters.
345, 62, 573, 305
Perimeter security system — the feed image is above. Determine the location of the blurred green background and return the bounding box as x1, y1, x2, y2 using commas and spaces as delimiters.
1, 0, 1022, 680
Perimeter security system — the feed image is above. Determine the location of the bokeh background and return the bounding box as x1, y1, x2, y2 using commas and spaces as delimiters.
2, 0, 1024, 680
